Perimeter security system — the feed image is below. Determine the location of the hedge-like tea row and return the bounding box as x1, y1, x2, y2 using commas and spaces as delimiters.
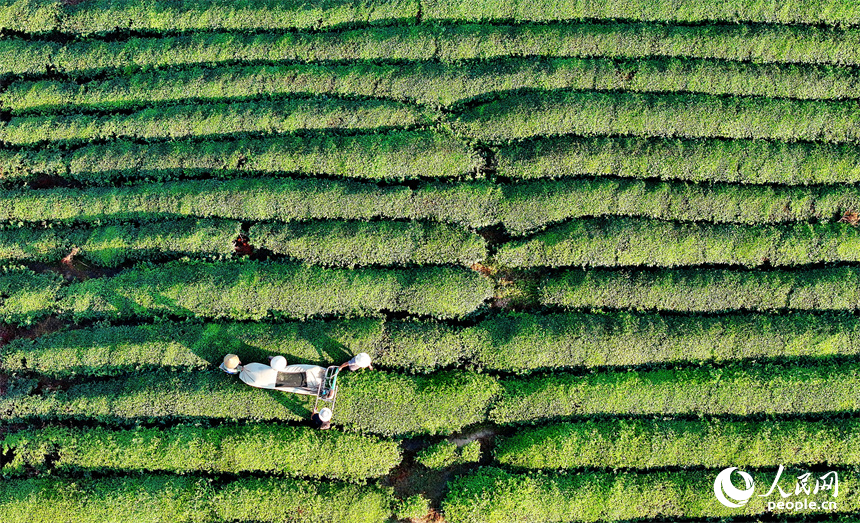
0, 475, 396, 523
451, 91, 860, 143
58, 260, 493, 322
7, 58, 858, 116
490, 360, 860, 423
0, 268, 62, 326
0, 260, 492, 325
4, 23, 860, 81
442, 467, 858, 523
383, 311, 860, 373
0, 98, 428, 144
0, 218, 239, 266
1, 0, 855, 35
497, 218, 860, 268
0, 369, 499, 436
541, 266, 860, 312
2, 363, 857, 430
0, 132, 480, 184
2, 177, 859, 233
250, 220, 486, 267
1, 424, 401, 481
7, 310, 858, 376
0, 0, 418, 34
494, 418, 860, 469
0, 319, 385, 376
423, 0, 860, 25
497, 136, 860, 185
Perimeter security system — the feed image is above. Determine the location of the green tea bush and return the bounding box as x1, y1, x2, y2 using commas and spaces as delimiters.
58, 260, 493, 321
423, 0, 860, 25
0, 475, 396, 523
0, 319, 385, 376
383, 311, 860, 373
1, 423, 401, 480
494, 418, 860, 469
250, 220, 486, 267
442, 467, 859, 523
540, 266, 860, 313
497, 218, 860, 268
0, 98, 428, 143
334, 371, 501, 436
5, 58, 856, 116
395, 495, 431, 521
0, 0, 418, 34
0, 219, 239, 266
3, 22, 860, 80
8, 311, 856, 376
0, 131, 479, 184
0, 268, 62, 326
490, 361, 860, 423
496, 177, 860, 233
1, 177, 858, 234
497, 136, 860, 185
0, 369, 499, 436
0, 369, 311, 423
451, 91, 860, 143
417, 440, 482, 468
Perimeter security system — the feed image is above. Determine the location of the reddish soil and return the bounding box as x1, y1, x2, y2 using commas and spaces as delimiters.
840, 210, 860, 226
234, 235, 254, 256
0, 324, 21, 346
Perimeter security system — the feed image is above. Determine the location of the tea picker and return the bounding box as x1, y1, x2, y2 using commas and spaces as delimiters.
220, 352, 373, 424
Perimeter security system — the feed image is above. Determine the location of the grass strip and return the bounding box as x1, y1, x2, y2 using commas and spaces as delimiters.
497, 136, 860, 185
494, 418, 860, 469
451, 91, 860, 144
0, 218, 239, 267
442, 467, 858, 523
0, 132, 480, 183
497, 217, 860, 268
250, 220, 486, 267
0, 475, 396, 523
0, 97, 429, 143
7, 58, 860, 116
539, 266, 860, 312
0, 369, 500, 436
1, 423, 401, 480
490, 360, 860, 423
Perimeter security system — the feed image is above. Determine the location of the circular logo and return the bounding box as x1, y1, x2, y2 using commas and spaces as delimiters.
714, 467, 755, 508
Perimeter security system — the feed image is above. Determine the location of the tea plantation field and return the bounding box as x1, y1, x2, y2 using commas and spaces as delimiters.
1, 0, 860, 521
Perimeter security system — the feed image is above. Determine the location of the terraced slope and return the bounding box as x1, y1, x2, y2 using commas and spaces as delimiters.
0, 1, 857, 522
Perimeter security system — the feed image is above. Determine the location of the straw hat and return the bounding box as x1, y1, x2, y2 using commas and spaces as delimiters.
223, 354, 240, 370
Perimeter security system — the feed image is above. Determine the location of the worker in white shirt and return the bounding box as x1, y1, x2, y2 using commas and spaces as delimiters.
220, 354, 289, 388
338, 352, 373, 371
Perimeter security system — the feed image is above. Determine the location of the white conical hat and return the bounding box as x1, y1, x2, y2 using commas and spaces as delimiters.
319, 408, 333, 422
354, 353, 371, 367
